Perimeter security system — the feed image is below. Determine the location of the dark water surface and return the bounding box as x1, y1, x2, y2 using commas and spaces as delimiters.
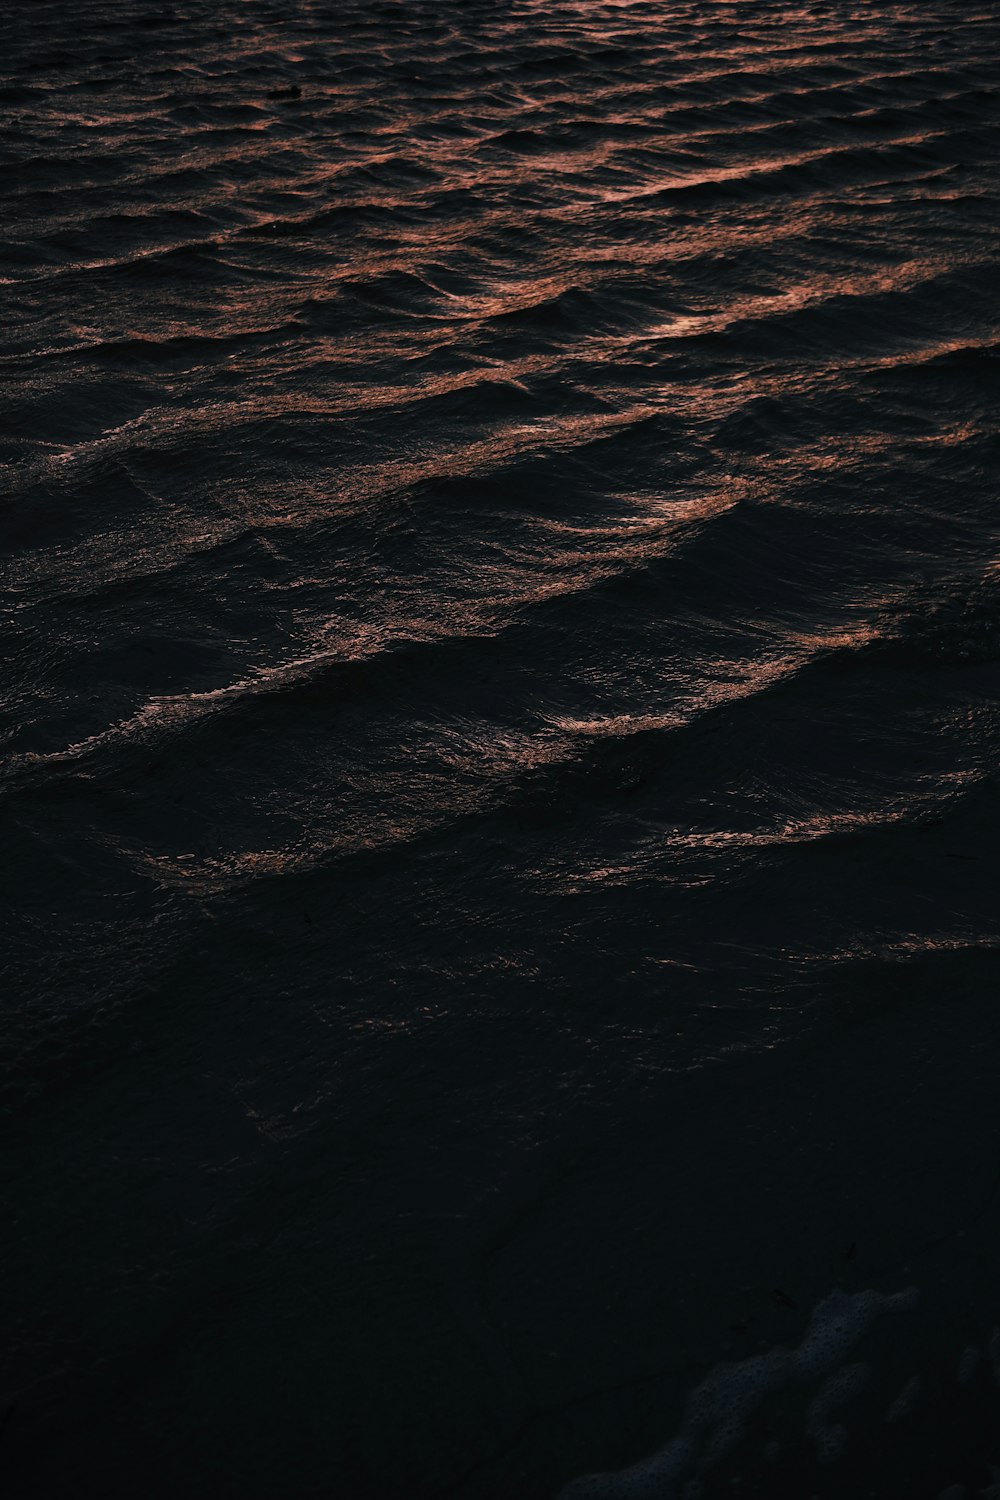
4, 0, 1000, 1494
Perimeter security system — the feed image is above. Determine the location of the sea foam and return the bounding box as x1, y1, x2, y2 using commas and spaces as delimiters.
558, 1284, 919, 1498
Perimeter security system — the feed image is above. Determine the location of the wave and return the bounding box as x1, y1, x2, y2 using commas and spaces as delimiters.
4, 1, 1000, 1492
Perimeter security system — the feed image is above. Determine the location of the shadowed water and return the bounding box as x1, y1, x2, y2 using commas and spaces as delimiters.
3, 0, 1000, 1495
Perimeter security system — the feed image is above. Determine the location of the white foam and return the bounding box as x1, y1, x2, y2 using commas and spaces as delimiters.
882, 1374, 921, 1424
807, 1361, 869, 1462
557, 1285, 918, 1499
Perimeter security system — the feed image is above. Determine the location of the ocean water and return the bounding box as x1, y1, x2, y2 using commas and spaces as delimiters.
3, 0, 1000, 1494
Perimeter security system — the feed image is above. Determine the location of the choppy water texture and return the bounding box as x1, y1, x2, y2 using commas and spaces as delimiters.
3, 0, 1000, 1495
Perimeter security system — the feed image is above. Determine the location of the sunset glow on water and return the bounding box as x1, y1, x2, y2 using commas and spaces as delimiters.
3, 1, 1000, 1495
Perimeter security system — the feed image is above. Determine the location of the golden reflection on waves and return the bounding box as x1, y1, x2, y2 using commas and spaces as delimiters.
4, 7, 1000, 1494
3, 0, 999, 940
